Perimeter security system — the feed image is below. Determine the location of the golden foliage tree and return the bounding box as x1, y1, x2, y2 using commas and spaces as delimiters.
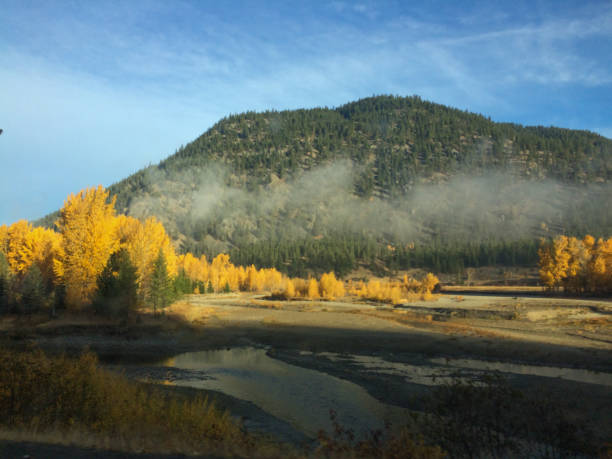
319, 272, 345, 300
539, 235, 612, 295
538, 236, 572, 291
307, 278, 320, 299
3, 220, 61, 289
350, 273, 439, 304
5, 220, 32, 274
54, 186, 119, 308
0, 224, 8, 256
120, 216, 177, 301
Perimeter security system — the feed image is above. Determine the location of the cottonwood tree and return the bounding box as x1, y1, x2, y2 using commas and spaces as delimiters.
118, 216, 177, 303
54, 186, 118, 308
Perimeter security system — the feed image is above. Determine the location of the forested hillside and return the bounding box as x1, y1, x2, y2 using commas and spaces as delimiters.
39, 96, 612, 278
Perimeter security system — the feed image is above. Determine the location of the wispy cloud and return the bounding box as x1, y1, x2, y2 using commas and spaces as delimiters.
0, 0, 610, 223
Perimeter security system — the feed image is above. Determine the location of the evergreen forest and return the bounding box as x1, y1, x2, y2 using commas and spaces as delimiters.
37, 95, 612, 278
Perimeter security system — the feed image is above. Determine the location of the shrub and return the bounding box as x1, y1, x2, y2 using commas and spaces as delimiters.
0, 348, 262, 455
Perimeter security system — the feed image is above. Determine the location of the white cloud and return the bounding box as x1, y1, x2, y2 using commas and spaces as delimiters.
1, 1, 610, 223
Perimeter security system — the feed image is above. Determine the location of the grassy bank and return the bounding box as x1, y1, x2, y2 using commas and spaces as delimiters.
0, 348, 448, 458
0, 348, 290, 457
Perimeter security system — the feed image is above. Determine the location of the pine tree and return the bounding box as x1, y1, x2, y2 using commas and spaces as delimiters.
95, 248, 138, 318
120, 216, 177, 303
172, 269, 193, 296
20, 265, 45, 314
149, 249, 171, 315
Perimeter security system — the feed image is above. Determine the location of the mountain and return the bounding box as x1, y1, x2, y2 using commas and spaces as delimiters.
39, 95, 612, 277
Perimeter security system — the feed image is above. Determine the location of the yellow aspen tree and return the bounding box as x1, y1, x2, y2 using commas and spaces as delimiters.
116, 215, 141, 246
402, 275, 421, 292
4, 222, 61, 288
211, 253, 231, 272
320, 272, 345, 299
178, 253, 204, 283
6, 220, 33, 274
254, 270, 265, 292
227, 265, 240, 291
122, 216, 177, 300
421, 273, 440, 293
199, 255, 209, 284
333, 277, 345, 298
307, 278, 319, 299
583, 235, 595, 252
284, 279, 296, 298
590, 237, 612, 294
210, 254, 232, 291
236, 265, 247, 291
319, 272, 334, 299
263, 268, 283, 291
0, 224, 8, 256
54, 186, 119, 308
349, 280, 365, 297
583, 235, 598, 293
292, 278, 307, 297
366, 279, 382, 300
565, 237, 590, 294
551, 236, 571, 289
24, 227, 62, 287
388, 286, 402, 304
539, 236, 570, 291
538, 241, 556, 290
245, 265, 259, 291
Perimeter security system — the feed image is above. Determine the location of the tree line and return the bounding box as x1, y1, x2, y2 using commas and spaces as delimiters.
539, 235, 612, 295
214, 235, 539, 278
0, 186, 440, 317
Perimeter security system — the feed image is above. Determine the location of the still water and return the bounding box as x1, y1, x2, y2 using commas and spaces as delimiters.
157, 347, 406, 437
315, 352, 612, 387
154, 347, 612, 438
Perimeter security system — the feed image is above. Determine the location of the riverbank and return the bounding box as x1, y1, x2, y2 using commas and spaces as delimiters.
1, 292, 611, 455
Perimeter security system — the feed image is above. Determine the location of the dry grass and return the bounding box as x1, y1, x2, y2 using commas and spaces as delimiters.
0, 348, 292, 457
162, 301, 224, 322
441, 285, 544, 293
249, 299, 284, 309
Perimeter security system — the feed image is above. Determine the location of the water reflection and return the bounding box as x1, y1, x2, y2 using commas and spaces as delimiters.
158, 347, 405, 437
314, 352, 612, 387
429, 357, 612, 387
155, 347, 612, 438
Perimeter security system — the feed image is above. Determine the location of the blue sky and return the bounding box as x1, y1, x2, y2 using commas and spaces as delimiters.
1, 0, 611, 224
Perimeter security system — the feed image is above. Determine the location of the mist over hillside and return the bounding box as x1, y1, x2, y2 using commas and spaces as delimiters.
39, 95, 612, 276
126, 160, 610, 245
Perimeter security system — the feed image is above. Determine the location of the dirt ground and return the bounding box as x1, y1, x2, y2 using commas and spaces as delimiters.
1, 291, 611, 455
157, 292, 612, 367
